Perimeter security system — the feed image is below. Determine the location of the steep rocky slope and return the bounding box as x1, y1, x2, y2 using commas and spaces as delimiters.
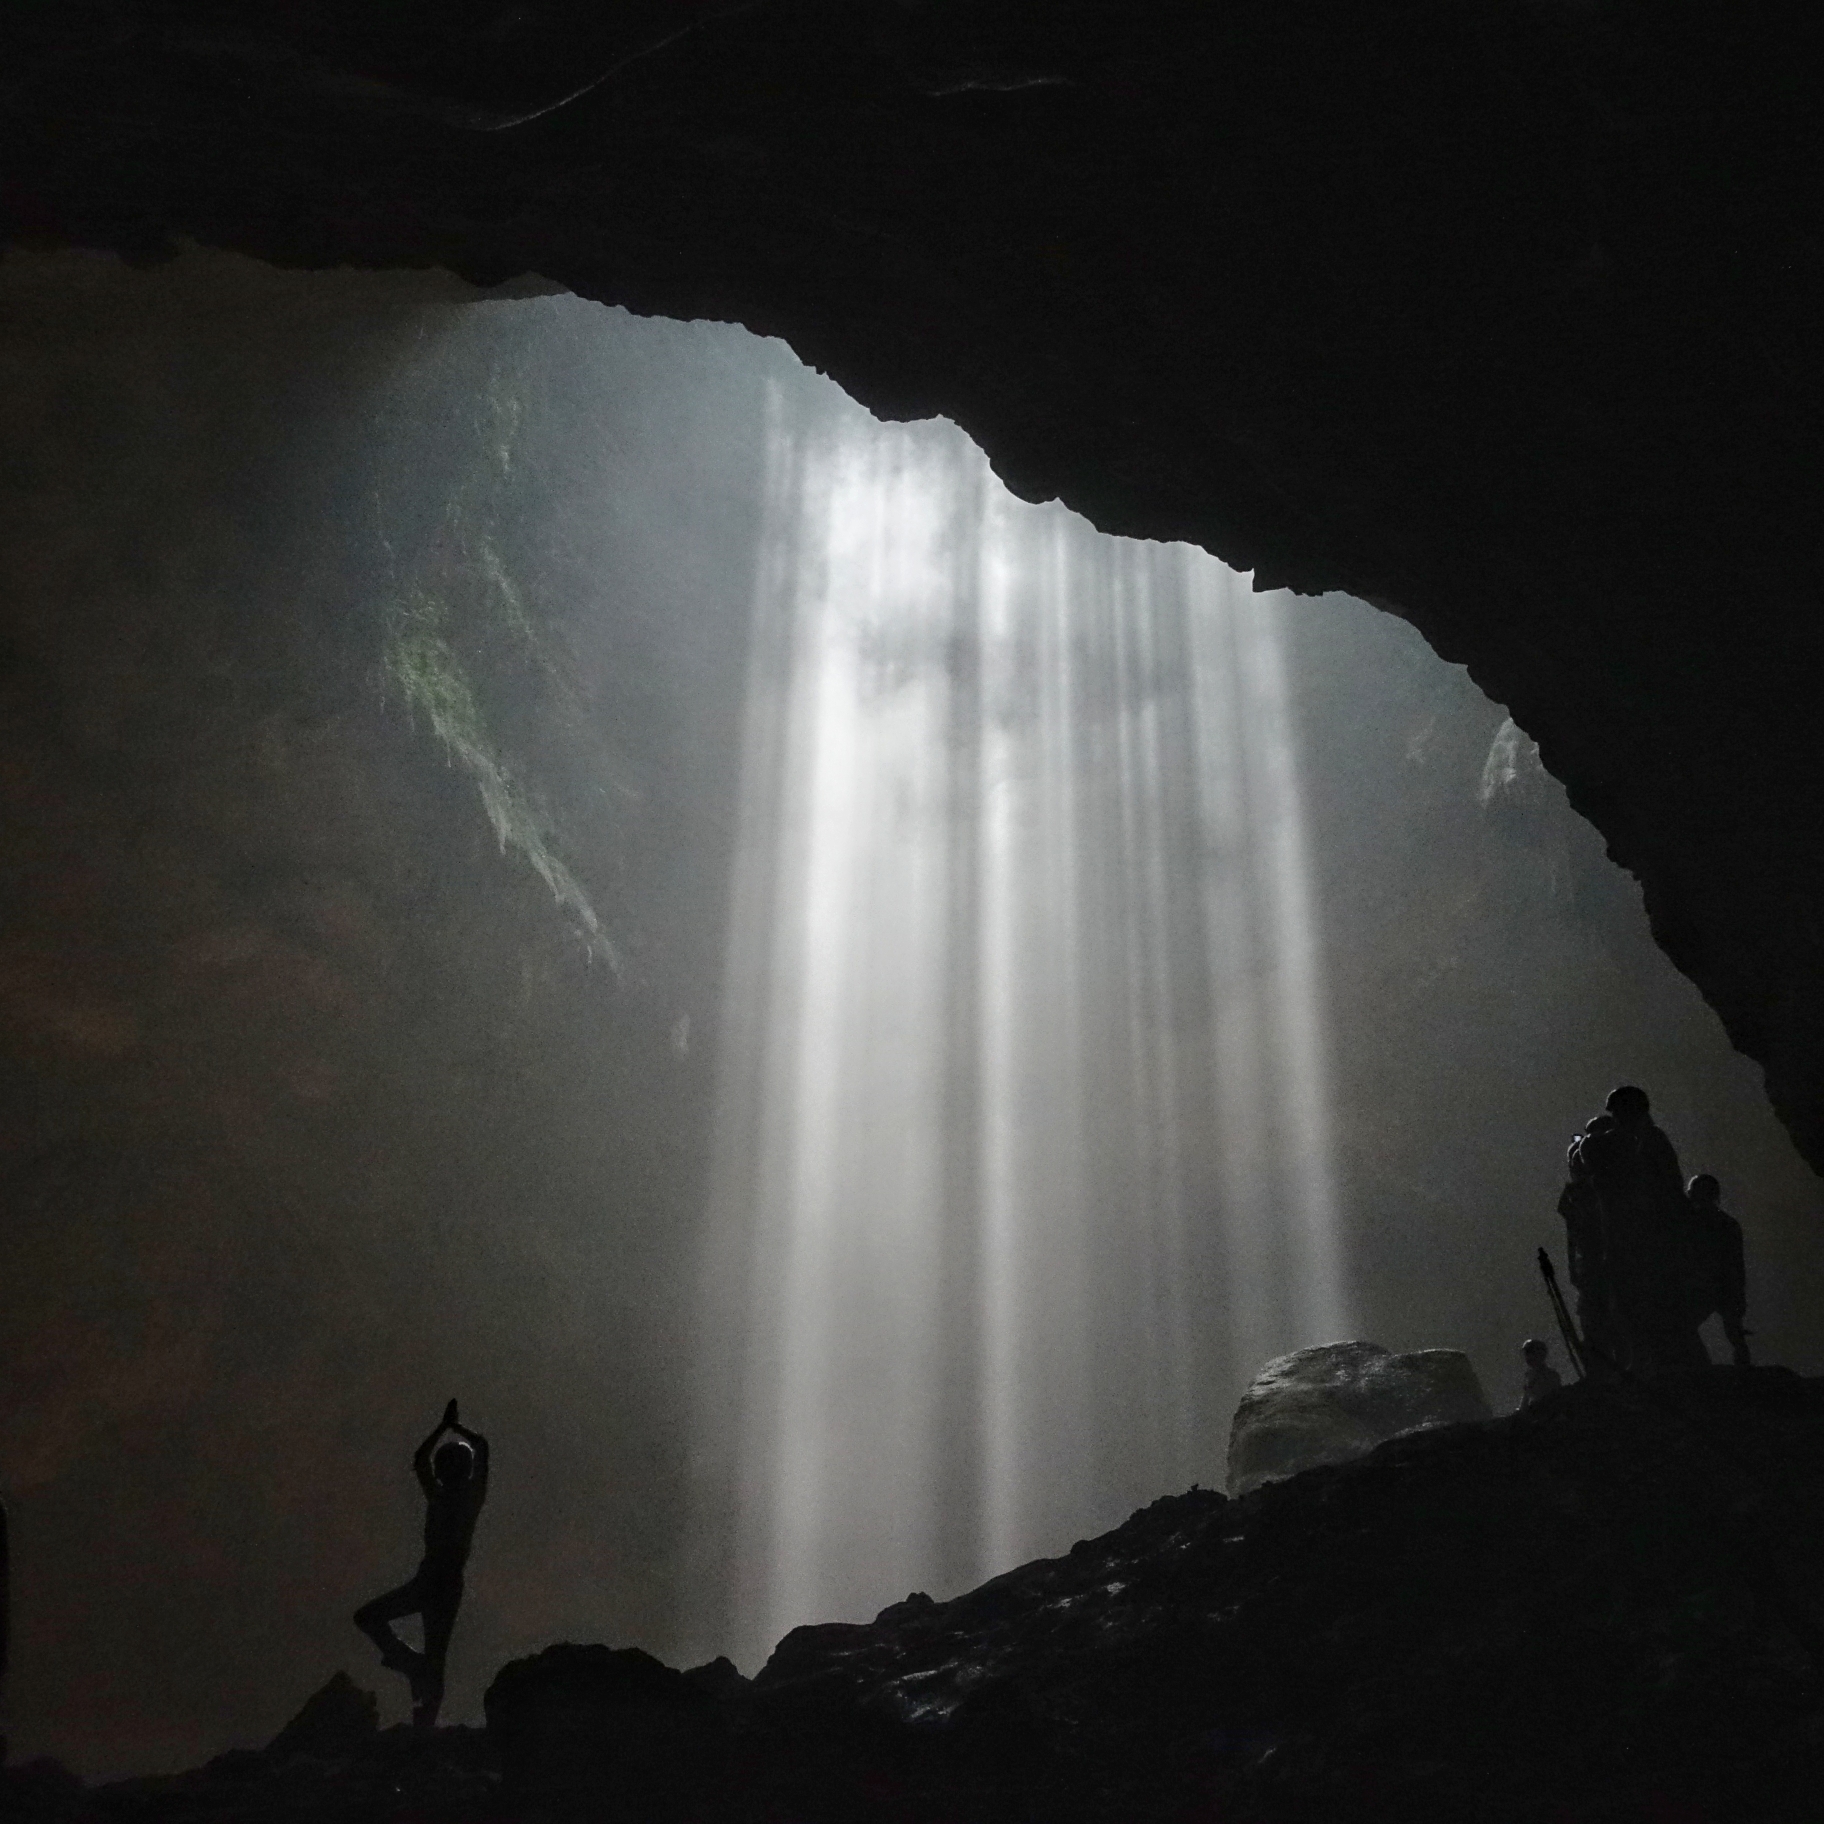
13, 1370, 1824, 1823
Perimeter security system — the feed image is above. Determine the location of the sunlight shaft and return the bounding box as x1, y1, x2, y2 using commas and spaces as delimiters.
693, 385, 1349, 1670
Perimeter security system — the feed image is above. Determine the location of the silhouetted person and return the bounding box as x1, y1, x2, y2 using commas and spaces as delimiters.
1564, 1087, 1708, 1373
1519, 1337, 1563, 1408
354, 1400, 489, 1728
1687, 1173, 1752, 1367
1559, 1113, 1621, 1371
1603, 1085, 1687, 1220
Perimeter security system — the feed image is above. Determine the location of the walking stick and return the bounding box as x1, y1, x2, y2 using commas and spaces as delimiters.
1537, 1247, 1590, 1381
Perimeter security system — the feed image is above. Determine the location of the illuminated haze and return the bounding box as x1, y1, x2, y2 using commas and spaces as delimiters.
689, 392, 1345, 1664
1, 256, 1820, 1775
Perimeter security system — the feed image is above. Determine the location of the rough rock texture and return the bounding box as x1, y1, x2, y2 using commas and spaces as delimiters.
3, 3, 1823, 1166
1225, 1340, 1493, 1496
20, 1370, 1824, 1823
263, 1675, 379, 1763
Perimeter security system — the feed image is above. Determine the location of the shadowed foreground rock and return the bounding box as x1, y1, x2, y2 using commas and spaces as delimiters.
16, 1371, 1824, 1823
1, 1716, 497, 1824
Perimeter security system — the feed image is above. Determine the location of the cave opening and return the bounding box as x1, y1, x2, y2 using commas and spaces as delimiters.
688, 383, 1346, 1669
2, 250, 1822, 1777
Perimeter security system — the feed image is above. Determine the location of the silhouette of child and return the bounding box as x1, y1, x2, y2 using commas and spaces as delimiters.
354, 1399, 489, 1727
1519, 1337, 1563, 1408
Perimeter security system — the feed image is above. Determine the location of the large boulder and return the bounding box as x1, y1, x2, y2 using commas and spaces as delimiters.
1226, 1341, 1492, 1496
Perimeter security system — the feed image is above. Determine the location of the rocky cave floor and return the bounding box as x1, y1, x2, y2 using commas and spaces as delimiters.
13, 1369, 1824, 1824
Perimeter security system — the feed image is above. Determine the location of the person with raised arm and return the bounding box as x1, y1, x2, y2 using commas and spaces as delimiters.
354, 1399, 490, 1728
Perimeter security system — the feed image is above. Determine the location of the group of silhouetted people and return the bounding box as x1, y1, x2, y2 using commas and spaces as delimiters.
1542, 1084, 1751, 1386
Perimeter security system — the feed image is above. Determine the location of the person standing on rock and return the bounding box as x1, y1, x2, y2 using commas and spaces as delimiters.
1559, 1113, 1621, 1371
1686, 1174, 1752, 1367
354, 1399, 489, 1729
1602, 1085, 1688, 1221
1606, 1086, 1711, 1371
1563, 1087, 1700, 1374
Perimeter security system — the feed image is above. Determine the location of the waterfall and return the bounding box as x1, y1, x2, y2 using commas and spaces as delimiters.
689, 377, 1347, 1671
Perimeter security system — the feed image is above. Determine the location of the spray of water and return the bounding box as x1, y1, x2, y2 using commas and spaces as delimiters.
690, 379, 1348, 1670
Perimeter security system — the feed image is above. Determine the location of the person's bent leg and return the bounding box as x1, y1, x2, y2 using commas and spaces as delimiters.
355, 1576, 427, 1675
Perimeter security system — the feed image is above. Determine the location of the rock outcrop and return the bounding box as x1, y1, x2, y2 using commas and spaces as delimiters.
484, 1646, 745, 1823
1225, 1340, 1493, 1496
463, 1369, 1824, 1821
263, 1673, 378, 1763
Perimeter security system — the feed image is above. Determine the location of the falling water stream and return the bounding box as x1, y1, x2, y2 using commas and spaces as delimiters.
691, 379, 1348, 1671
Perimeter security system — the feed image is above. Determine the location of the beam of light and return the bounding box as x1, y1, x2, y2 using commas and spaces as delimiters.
1183, 553, 1350, 1384
686, 376, 1350, 1672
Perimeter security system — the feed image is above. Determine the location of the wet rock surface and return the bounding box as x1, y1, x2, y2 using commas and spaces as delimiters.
19, 1370, 1824, 1823
1225, 1340, 1494, 1496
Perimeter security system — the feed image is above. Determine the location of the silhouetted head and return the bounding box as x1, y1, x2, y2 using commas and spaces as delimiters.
1605, 1084, 1650, 1125
1568, 1111, 1617, 1177
432, 1440, 475, 1490
1688, 1172, 1721, 1210
1522, 1337, 1550, 1364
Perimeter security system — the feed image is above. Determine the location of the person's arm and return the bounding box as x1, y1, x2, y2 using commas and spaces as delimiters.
449, 1416, 490, 1498
413, 1399, 459, 1495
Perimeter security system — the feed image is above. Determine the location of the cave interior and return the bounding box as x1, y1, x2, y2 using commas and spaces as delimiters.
4, 2, 1824, 1818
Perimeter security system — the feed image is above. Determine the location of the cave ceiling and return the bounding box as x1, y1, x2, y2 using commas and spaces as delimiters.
4, 1, 1822, 1165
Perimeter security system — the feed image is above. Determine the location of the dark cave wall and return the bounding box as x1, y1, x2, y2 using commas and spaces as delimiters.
0, 258, 771, 1772
7, 0, 1818, 1164
1286, 596, 1824, 1401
